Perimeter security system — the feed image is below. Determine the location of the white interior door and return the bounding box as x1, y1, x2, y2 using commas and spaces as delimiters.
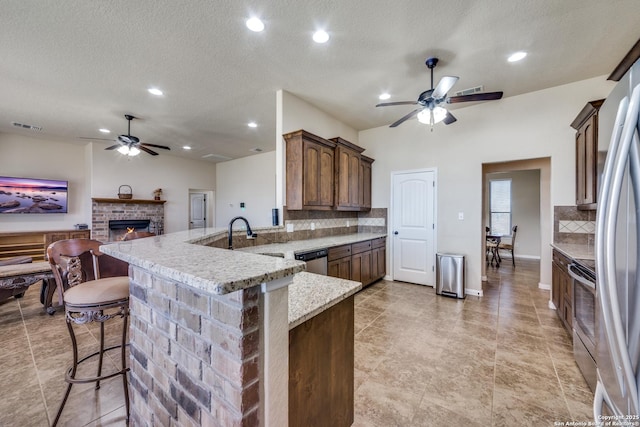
189, 192, 207, 229
391, 169, 436, 286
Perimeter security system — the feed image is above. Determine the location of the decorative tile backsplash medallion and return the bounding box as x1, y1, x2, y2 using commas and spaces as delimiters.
559, 220, 596, 234
554, 205, 595, 245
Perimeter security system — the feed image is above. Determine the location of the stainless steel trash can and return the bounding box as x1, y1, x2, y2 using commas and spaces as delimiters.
436, 253, 465, 299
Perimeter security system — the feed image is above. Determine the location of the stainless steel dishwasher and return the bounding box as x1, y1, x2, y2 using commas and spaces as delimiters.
294, 249, 328, 275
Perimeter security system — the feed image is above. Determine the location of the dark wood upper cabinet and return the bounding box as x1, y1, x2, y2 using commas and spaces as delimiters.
284, 130, 374, 212
330, 137, 364, 211
284, 130, 336, 210
571, 100, 603, 210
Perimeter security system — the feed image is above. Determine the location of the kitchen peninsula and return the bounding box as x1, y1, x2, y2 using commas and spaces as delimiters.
100, 227, 361, 426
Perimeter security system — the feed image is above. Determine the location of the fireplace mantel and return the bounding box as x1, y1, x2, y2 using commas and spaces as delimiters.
91, 198, 166, 205
92, 198, 165, 242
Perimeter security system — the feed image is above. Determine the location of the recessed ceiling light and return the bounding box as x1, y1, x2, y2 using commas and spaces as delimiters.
148, 87, 164, 96
313, 30, 330, 44
246, 17, 265, 32
248, 121, 258, 128
507, 51, 527, 62
183, 145, 192, 150
379, 93, 391, 100
99, 128, 110, 134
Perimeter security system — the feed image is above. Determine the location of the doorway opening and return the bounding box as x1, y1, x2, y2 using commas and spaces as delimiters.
481, 158, 551, 292
189, 189, 215, 229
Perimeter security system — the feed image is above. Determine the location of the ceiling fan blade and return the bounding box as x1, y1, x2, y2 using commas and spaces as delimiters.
376, 101, 417, 107
140, 143, 171, 150
431, 76, 459, 100
79, 137, 115, 141
389, 108, 422, 128
447, 91, 504, 104
105, 144, 122, 150
443, 111, 457, 125
138, 145, 159, 156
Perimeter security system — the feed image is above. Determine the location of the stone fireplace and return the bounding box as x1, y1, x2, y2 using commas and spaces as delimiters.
92, 198, 165, 242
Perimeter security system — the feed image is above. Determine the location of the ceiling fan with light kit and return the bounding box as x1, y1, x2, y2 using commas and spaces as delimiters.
80, 114, 171, 156
376, 57, 503, 129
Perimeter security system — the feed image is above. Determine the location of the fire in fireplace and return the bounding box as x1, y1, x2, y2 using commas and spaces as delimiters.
109, 219, 151, 241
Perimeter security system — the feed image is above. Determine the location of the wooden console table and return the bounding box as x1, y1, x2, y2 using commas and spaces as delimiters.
0, 229, 91, 262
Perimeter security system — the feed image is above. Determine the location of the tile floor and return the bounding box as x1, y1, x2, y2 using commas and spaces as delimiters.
352, 259, 594, 426
0, 258, 593, 426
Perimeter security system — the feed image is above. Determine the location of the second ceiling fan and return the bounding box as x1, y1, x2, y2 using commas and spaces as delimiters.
376, 57, 503, 128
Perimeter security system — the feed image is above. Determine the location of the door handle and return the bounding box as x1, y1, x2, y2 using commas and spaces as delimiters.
393, 231, 399, 235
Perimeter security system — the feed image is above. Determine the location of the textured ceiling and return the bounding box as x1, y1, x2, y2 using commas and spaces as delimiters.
1, 0, 639, 162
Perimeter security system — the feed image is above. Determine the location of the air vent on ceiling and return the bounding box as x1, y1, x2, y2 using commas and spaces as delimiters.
453, 85, 484, 97
11, 121, 42, 131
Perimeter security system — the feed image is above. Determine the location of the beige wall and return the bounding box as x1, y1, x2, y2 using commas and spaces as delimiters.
358, 75, 614, 292
0, 133, 217, 234
215, 151, 276, 228
0, 133, 90, 231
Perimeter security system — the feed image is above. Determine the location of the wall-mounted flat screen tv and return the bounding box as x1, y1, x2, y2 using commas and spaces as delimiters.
0, 176, 68, 213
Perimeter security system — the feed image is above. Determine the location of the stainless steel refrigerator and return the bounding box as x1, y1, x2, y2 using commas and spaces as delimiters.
595, 57, 640, 417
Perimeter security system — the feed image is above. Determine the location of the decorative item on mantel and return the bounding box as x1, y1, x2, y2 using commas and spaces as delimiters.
153, 188, 162, 201
118, 185, 133, 199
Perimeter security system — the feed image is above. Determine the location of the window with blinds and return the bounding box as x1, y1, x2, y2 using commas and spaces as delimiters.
490, 179, 511, 236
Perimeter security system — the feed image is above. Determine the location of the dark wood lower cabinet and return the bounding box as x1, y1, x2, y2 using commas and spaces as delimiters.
327, 238, 386, 287
328, 256, 352, 280
289, 296, 354, 427
552, 249, 573, 335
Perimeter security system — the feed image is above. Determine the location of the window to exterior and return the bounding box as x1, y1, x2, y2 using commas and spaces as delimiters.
490, 179, 512, 235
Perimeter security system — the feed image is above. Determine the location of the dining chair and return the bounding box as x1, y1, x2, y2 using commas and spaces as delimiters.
47, 239, 130, 426
498, 225, 518, 267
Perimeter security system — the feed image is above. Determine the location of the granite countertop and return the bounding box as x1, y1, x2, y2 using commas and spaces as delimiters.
288, 272, 361, 329
238, 232, 387, 259
551, 242, 595, 261
100, 227, 306, 295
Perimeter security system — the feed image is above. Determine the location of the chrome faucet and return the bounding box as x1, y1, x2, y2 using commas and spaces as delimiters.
228, 216, 257, 249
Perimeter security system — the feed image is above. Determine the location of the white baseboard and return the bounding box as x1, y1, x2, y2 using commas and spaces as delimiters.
465, 288, 483, 297
538, 282, 551, 290
548, 300, 556, 310
383, 275, 393, 281
515, 254, 541, 260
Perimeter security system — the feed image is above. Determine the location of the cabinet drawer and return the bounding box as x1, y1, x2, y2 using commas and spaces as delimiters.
552, 250, 571, 268
371, 237, 386, 249
328, 244, 352, 261
352, 240, 372, 255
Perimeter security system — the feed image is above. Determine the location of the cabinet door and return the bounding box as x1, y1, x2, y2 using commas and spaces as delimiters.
551, 261, 562, 311
583, 115, 597, 205
372, 246, 386, 281
358, 158, 372, 210
576, 129, 586, 205
302, 140, 335, 208
352, 250, 372, 286
335, 146, 361, 210
69, 230, 91, 240
328, 257, 352, 280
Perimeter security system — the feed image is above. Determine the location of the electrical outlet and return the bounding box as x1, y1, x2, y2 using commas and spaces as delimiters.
310, 222, 315, 230
286, 223, 294, 233
458, 212, 464, 220
346, 220, 350, 227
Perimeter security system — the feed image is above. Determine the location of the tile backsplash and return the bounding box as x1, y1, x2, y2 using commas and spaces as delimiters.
554, 206, 595, 245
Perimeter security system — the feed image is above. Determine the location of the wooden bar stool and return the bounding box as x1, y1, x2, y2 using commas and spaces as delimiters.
47, 239, 130, 426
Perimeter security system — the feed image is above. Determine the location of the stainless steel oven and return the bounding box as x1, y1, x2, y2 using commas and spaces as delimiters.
568, 261, 597, 391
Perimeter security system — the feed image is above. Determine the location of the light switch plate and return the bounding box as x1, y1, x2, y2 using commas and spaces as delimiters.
458, 212, 464, 220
